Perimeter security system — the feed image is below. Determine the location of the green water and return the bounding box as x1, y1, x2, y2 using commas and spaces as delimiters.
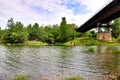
0, 46, 120, 80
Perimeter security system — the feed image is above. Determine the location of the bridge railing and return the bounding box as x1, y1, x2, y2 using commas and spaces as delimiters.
81, 0, 113, 26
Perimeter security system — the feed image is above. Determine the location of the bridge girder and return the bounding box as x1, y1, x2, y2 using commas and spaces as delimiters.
77, 0, 120, 32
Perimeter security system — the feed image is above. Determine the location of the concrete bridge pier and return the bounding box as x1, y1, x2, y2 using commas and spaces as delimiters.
97, 22, 112, 42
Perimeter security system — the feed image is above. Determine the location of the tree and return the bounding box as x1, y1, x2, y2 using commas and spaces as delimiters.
85, 30, 96, 38
58, 17, 68, 42
7, 18, 15, 31
28, 23, 40, 40
66, 24, 81, 40
2, 18, 28, 44
111, 18, 120, 38
27, 23, 47, 42
57, 17, 82, 42
49, 24, 59, 43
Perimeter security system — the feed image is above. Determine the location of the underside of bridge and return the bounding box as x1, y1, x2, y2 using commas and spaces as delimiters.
77, 0, 120, 32
77, 0, 120, 42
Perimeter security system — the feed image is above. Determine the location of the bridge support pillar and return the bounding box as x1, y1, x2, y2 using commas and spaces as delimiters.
97, 22, 112, 42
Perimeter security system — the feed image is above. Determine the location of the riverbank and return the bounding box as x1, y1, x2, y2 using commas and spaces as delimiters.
0, 40, 48, 46
0, 37, 120, 46
64, 37, 120, 46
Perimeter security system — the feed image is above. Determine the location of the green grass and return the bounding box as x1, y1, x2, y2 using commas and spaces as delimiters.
88, 47, 95, 53
1, 37, 120, 46
0, 41, 48, 46
14, 75, 29, 80
113, 49, 120, 53
65, 37, 99, 46
24, 41, 48, 46
65, 37, 120, 46
64, 76, 85, 80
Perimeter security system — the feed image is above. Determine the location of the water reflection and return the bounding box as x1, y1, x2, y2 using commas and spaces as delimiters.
0, 45, 119, 80
95, 46, 120, 79
56, 46, 74, 78
58, 46, 73, 60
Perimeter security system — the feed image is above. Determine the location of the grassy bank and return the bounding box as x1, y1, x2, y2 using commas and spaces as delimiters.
0, 37, 120, 46
24, 41, 48, 46
64, 37, 120, 46
0, 41, 48, 46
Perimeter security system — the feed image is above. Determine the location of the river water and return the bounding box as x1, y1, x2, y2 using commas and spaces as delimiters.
0, 45, 120, 80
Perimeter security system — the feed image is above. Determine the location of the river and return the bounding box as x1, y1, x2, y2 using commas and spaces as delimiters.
0, 45, 120, 80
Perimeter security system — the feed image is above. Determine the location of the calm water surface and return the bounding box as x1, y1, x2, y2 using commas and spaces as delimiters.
0, 45, 120, 80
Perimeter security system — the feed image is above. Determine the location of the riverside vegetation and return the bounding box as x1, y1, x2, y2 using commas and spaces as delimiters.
0, 17, 120, 46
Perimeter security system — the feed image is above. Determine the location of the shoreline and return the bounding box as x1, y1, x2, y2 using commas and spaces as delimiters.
0, 37, 120, 46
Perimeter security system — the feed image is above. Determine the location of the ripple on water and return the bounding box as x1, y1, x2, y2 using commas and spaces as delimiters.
0, 46, 119, 80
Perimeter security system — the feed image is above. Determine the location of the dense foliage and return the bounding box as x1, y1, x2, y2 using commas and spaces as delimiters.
0, 17, 81, 44
58, 17, 80, 42
111, 18, 120, 42
1, 17, 120, 45
2, 18, 28, 44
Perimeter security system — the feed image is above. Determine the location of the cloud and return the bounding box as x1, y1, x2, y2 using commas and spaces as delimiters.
0, 0, 112, 29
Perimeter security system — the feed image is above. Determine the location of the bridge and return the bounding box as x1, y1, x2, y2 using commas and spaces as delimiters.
77, 0, 120, 32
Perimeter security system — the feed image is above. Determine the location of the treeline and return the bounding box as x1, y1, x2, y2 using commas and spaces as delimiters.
0, 17, 83, 44
1, 17, 120, 45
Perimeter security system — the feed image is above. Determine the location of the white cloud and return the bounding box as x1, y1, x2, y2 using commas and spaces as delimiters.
80, 0, 112, 12
0, 0, 112, 29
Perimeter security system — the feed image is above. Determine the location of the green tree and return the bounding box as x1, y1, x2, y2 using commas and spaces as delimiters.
58, 17, 81, 42
27, 23, 47, 42
67, 24, 81, 40
42, 26, 54, 44
28, 23, 40, 40
111, 18, 120, 38
58, 17, 68, 42
49, 24, 60, 43
7, 18, 15, 32
3, 18, 28, 44
85, 30, 96, 38
26, 24, 32, 40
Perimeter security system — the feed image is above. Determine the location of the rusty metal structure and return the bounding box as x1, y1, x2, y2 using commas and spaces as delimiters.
77, 0, 120, 32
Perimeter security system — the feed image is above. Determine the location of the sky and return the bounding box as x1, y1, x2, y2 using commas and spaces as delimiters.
0, 0, 112, 29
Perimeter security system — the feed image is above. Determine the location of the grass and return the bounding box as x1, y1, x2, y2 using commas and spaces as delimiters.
1, 37, 120, 46
65, 37, 100, 46
14, 74, 29, 80
65, 37, 120, 46
88, 47, 95, 53
24, 41, 48, 46
0, 40, 48, 46
64, 76, 85, 80
113, 49, 120, 53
